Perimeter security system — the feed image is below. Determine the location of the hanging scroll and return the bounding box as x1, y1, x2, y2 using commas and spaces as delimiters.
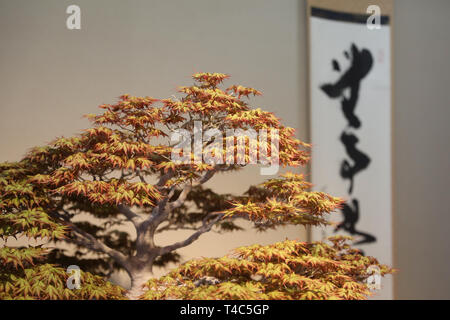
307, 0, 394, 299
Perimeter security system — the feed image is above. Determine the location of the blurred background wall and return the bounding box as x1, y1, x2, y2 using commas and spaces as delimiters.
0, 0, 448, 299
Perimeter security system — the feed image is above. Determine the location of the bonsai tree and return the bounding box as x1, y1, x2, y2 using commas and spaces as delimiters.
0, 73, 392, 300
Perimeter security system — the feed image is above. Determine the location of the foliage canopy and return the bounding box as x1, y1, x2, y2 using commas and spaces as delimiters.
0, 72, 392, 299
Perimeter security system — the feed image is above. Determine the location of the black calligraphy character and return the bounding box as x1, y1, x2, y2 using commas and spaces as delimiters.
334, 199, 376, 249
320, 43, 373, 129
340, 132, 371, 194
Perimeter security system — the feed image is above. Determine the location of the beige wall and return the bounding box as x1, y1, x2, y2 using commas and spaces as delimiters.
393, 0, 450, 299
0, 0, 449, 299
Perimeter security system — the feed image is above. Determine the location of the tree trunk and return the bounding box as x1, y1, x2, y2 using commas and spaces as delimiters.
126, 262, 154, 300
125, 224, 158, 299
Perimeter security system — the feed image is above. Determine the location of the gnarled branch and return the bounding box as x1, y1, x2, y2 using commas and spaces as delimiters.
49, 211, 130, 271
160, 212, 223, 255
117, 204, 142, 227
